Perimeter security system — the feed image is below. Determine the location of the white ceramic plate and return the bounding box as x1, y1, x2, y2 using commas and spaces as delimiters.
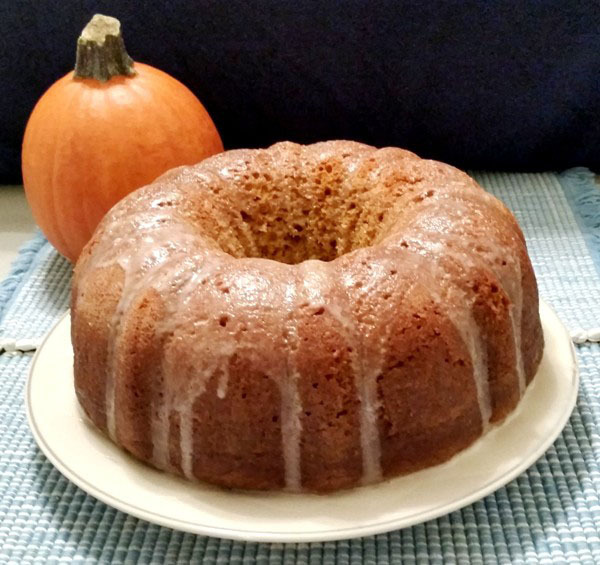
26, 300, 578, 543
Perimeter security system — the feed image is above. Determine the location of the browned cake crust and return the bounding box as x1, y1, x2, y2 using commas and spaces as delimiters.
71, 141, 544, 493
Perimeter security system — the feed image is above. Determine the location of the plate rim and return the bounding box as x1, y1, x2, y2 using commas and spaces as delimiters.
25, 300, 579, 542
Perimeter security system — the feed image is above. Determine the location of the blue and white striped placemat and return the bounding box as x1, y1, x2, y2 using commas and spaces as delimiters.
0, 169, 599, 563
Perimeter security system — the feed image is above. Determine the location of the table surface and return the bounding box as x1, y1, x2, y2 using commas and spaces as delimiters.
0, 186, 36, 280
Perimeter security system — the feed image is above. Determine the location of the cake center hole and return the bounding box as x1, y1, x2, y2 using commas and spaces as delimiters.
231, 161, 391, 264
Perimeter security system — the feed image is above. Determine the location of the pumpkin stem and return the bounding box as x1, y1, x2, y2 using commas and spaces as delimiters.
74, 14, 136, 82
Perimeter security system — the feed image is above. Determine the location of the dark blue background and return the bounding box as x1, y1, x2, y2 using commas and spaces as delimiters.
1, 1, 599, 183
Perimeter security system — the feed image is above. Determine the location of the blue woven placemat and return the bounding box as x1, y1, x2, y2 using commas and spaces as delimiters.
0, 169, 599, 564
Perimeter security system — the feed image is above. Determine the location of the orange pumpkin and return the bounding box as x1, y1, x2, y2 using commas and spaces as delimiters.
22, 14, 223, 262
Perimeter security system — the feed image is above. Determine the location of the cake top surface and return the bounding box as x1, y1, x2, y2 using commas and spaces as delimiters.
81, 140, 517, 270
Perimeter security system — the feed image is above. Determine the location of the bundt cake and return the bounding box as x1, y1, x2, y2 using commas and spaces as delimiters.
71, 140, 544, 493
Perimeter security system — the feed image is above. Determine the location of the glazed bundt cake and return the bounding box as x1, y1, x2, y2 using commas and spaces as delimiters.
71, 141, 544, 493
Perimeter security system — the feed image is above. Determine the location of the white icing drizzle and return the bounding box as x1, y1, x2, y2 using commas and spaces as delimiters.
179, 395, 197, 480
452, 310, 491, 429
394, 193, 528, 408
82, 204, 233, 476
175, 332, 238, 480
98, 218, 199, 442
386, 237, 494, 428
356, 359, 384, 484
461, 233, 526, 398
279, 366, 302, 491
151, 266, 212, 472
420, 258, 493, 430
508, 260, 526, 395
216, 367, 229, 399
151, 399, 171, 472
176, 341, 238, 479
329, 301, 383, 483
436, 248, 494, 428
280, 266, 303, 492
314, 260, 384, 485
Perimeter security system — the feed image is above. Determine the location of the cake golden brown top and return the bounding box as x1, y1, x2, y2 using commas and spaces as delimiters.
72, 141, 542, 492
